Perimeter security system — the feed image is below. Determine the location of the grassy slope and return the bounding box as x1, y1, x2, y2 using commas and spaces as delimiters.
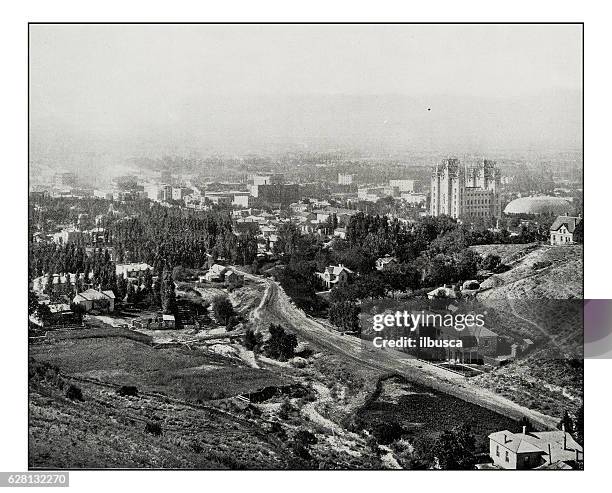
470, 242, 540, 265
476, 244, 583, 299
30, 335, 289, 402
29, 332, 296, 469
470, 243, 584, 419
29, 332, 382, 469
29, 376, 289, 469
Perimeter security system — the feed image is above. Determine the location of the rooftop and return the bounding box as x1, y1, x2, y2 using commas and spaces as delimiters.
489, 429, 583, 465
504, 196, 572, 215
550, 215, 582, 233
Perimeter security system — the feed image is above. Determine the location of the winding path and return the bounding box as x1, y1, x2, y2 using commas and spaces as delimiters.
234, 267, 559, 431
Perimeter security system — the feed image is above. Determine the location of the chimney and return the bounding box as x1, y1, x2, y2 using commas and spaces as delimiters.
522, 425, 527, 434
548, 443, 552, 464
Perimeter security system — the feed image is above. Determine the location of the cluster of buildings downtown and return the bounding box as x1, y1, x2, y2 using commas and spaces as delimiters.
33, 157, 583, 251
29, 157, 582, 318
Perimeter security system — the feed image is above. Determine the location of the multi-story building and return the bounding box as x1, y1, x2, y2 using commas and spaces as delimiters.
157, 184, 173, 202
317, 264, 354, 289
389, 179, 416, 193
338, 173, 353, 185
249, 173, 285, 197
430, 158, 502, 219
172, 187, 194, 201
256, 184, 301, 207
357, 186, 386, 202
400, 192, 427, 205
204, 191, 234, 206
231, 192, 253, 208
54, 172, 77, 190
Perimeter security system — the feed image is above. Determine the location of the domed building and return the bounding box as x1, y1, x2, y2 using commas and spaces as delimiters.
503, 196, 572, 216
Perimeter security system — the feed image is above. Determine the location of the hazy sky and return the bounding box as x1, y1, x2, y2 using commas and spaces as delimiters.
29, 24, 582, 159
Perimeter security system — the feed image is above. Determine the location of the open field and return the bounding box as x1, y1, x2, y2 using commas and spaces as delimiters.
30, 332, 289, 402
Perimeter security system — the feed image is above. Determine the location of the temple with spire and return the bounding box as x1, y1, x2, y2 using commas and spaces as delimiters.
430, 158, 502, 220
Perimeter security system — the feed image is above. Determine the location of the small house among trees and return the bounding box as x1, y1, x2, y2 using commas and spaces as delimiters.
317, 264, 354, 289
205, 264, 228, 282
225, 270, 244, 288
550, 215, 583, 245
375, 255, 398, 271
72, 288, 116, 313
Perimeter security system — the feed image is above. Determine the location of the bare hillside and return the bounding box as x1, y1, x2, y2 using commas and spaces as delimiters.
470, 244, 583, 419
476, 244, 583, 299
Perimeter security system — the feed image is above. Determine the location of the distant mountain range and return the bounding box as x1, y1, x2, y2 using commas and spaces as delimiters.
29, 91, 581, 165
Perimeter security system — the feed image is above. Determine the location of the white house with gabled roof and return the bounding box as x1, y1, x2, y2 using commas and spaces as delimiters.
317, 264, 354, 289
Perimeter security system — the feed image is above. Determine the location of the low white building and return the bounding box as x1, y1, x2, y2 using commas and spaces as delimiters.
205, 264, 228, 282
400, 192, 427, 204
488, 427, 583, 470
375, 255, 398, 271
162, 314, 176, 329
389, 179, 416, 193
116, 263, 154, 279
427, 285, 457, 300
333, 227, 347, 240
317, 264, 354, 289
73, 288, 116, 313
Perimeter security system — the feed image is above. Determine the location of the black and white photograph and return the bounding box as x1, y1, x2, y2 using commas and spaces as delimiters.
24, 22, 587, 472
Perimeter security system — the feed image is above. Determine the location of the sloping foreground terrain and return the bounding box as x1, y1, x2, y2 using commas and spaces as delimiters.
29, 328, 384, 469
30, 370, 289, 469
471, 243, 583, 418
29, 332, 295, 469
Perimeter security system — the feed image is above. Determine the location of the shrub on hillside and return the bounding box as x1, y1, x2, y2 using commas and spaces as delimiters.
65, 384, 83, 401
243, 327, 263, 352
370, 421, 405, 445
212, 295, 235, 326
532, 260, 553, 270
145, 421, 163, 436
479, 254, 502, 271
116, 385, 138, 397
263, 324, 298, 361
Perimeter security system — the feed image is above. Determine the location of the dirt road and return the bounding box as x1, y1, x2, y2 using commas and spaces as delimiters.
234, 268, 558, 430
